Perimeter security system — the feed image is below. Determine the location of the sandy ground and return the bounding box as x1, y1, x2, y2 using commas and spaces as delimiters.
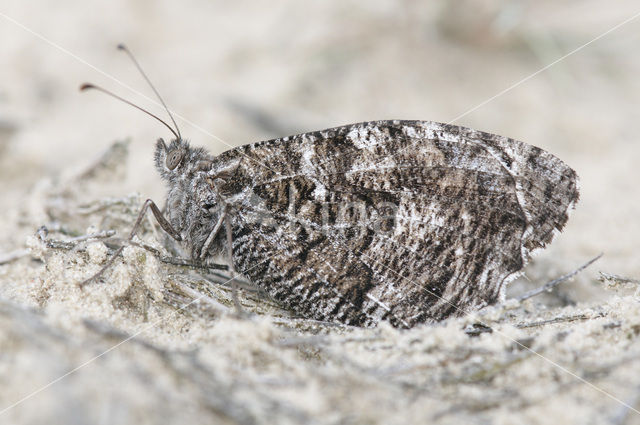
1, 1, 640, 424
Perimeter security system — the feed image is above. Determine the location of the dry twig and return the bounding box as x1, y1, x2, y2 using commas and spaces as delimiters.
516, 253, 603, 302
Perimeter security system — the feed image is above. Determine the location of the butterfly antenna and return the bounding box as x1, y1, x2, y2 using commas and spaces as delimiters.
80, 83, 180, 140
117, 43, 182, 139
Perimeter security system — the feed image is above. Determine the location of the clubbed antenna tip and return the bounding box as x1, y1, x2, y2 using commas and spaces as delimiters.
79, 81, 180, 140
116, 43, 182, 139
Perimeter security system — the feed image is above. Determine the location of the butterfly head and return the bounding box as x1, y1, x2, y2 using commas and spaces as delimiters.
154, 137, 190, 178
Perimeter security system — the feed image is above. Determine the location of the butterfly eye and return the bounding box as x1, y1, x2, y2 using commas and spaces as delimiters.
166, 149, 184, 170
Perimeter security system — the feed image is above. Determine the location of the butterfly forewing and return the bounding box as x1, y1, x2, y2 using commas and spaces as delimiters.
217, 120, 578, 327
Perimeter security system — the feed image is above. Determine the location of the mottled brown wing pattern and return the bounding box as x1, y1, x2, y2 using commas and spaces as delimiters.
217, 120, 578, 328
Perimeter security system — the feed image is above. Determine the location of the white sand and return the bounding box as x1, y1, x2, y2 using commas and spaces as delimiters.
1, 1, 640, 424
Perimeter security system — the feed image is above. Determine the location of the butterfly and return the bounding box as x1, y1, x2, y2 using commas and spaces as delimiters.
82, 46, 579, 328
153, 119, 578, 328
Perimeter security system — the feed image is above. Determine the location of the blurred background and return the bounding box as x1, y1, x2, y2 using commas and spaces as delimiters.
1, 0, 639, 291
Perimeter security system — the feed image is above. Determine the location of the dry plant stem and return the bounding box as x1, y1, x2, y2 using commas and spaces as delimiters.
128, 241, 227, 271
81, 318, 169, 355
38, 228, 117, 250
170, 280, 229, 314
515, 312, 607, 329
0, 249, 29, 265
205, 272, 254, 292
515, 253, 603, 302
226, 215, 244, 315
157, 253, 229, 271
67, 229, 116, 242
598, 271, 640, 285
80, 199, 183, 288
271, 317, 360, 332
76, 196, 137, 215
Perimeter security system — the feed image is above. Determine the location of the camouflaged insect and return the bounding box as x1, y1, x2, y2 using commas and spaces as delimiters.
155, 120, 579, 329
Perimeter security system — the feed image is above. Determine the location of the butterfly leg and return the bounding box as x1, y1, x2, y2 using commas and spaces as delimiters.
80, 198, 193, 288
199, 206, 228, 260
224, 215, 246, 316
198, 204, 244, 314
208, 181, 245, 315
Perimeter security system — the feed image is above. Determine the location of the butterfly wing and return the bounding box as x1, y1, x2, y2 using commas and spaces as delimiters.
218, 120, 579, 327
